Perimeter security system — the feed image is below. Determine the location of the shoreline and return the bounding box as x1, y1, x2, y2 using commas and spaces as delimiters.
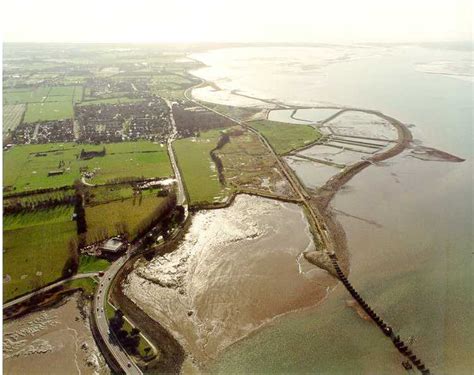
109, 73, 461, 373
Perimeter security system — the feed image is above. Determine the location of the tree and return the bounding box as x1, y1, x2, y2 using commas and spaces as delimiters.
109, 309, 125, 333
66, 237, 80, 275
130, 328, 140, 336
175, 205, 185, 223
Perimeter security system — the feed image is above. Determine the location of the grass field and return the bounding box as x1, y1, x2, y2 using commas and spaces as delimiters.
3, 207, 76, 302
4, 87, 51, 104
4, 142, 172, 193
85, 184, 161, 206
86, 184, 134, 205
249, 120, 321, 154
174, 129, 229, 204
5, 85, 82, 123
66, 277, 97, 297
4, 205, 74, 229
3, 104, 26, 133
24, 102, 74, 122
83, 142, 172, 184
85, 194, 167, 244
150, 74, 193, 100
78, 255, 111, 273
4, 189, 75, 207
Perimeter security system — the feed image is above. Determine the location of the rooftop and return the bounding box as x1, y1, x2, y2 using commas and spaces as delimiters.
101, 237, 125, 252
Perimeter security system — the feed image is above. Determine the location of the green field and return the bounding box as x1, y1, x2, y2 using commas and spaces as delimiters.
3, 104, 25, 133
150, 74, 193, 100
78, 255, 111, 273
4, 87, 51, 104
4, 142, 172, 193
3, 207, 76, 302
5, 85, 82, 123
249, 120, 322, 154
24, 101, 74, 122
4, 205, 74, 229
66, 277, 97, 297
85, 194, 167, 244
4, 189, 75, 208
174, 129, 229, 204
4, 85, 82, 103
83, 142, 172, 184
86, 184, 134, 205
85, 183, 162, 206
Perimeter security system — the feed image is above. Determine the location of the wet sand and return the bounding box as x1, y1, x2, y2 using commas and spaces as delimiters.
123, 194, 335, 367
3, 293, 109, 375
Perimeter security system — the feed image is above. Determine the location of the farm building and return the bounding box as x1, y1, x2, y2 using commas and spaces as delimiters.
100, 237, 127, 254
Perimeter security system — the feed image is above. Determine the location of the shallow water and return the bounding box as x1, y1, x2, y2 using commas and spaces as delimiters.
295, 108, 342, 122
268, 109, 308, 124
284, 156, 342, 189
124, 194, 334, 365
268, 108, 342, 124
299, 145, 367, 166
326, 111, 398, 140
193, 45, 473, 374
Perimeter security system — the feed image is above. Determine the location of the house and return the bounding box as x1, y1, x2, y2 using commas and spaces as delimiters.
100, 237, 127, 254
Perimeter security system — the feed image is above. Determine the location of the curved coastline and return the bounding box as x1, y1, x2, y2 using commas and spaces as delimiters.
110, 74, 424, 373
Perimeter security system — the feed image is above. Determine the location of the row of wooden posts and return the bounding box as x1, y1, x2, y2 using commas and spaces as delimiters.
328, 253, 431, 375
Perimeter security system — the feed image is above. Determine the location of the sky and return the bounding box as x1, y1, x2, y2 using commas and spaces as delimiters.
1, 0, 472, 44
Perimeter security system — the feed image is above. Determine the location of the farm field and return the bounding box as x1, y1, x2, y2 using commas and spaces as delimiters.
150, 74, 194, 100
174, 129, 229, 205
3, 87, 51, 104
4, 189, 75, 211
24, 101, 74, 122
3, 104, 26, 133
85, 194, 168, 244
4, 85, 82, 123
85, 184, 163, 206
3, 142, 172, 193
83, 141, 172, 184
249, 120, 321, 154
85, 184, 135, 205
3, 206, 76, 302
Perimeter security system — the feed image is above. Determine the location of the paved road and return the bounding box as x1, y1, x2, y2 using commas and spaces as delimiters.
3, 272, 99, 310
92, 108, 188, 374
165, 99, 187, 207
93, 252, 142, 375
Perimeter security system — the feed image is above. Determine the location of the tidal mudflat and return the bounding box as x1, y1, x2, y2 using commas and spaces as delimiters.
123, 194, 334, 366
3, 293, 108, 375
198, 45, 472, 374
